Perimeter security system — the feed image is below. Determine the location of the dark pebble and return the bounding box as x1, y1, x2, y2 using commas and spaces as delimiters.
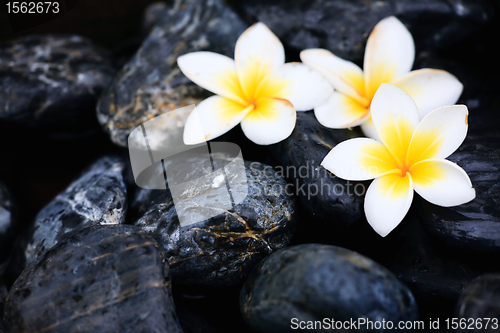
240, 243, 418, 333
416, 140, 500, 253
269, 111, 368, 230
455, 274, 500, 333
132, 157, 296, 286
4, 225, 182, 333
0, 35, 114, 128
370, 215, 491, 319
23, 155, 128, 265
230, 0, 492, 63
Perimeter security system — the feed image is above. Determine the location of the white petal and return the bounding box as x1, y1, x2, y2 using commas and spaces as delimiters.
364, 173, 414, 237
235, 23, 285, 100
360, 117, 381, 141
393, 69, 463, 118
177, 52, 246, 104
370, 83, 420, 164
411, 159, 475, 207
240, 97, 295, 145
314, 92, 370, 128
407, 105, 468, 165
256, 62, 333, 111
321, 138, 399, 181
364, 16, 415, 100
300, 48, 368, 105
183, 96, 252, 145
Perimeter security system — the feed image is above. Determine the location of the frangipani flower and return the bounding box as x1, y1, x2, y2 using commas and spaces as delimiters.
300, 16, 463, 139
321, 84, 475, 237
178, 23, 332, 145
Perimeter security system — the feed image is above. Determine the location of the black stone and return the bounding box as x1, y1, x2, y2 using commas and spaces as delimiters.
4, 225, 183, 333
455, 274, 500, 332
132, 158, 296, 286
0, 181, 16, 262
269, 111, 368, 230
97, 0, 248, 147
413, 51, 500, 149
416, 140, 500, 253
230, 0, 492, 63
240, 243, 418, 333
369, 215, 491, 319
23, 155, 128, 265
0, 35, 114, 128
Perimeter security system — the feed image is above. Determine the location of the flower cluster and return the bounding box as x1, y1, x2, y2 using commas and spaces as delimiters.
177, 17, 476, 237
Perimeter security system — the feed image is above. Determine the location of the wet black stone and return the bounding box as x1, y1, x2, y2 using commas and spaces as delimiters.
230, 0, 492, 63
97, 0, 248, 147
414, 51, 500, 149
368, 215, 492, 319
240, 243, 418, 333
22, 156, 128, 265
0, 181, 16, 262
416, 140, 500, 253
268, 111, 367, 230
132, 159, 296, 286
4, 225, 182, 333
455, 274, 500, 332
0, 35, 114, 128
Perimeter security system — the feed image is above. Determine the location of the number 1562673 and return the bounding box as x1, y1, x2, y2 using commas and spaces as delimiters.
6, 2, 60, 14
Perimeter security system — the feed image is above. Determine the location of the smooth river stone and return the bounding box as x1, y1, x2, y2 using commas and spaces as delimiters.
369, 215, 495, 319
416, 140, 500, 252
0, 35, 114, 127
240, 243, 418, 333
97, 0, 248, 146
230, 0, 492, 63
269, 111, 367, 229
4, 225, 183, 333
455, 274, 500, 333
132, 158, 296, 286
23, 155, 128, 265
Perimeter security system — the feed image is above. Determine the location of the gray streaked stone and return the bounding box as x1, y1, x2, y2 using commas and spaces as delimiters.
132, 158, 296, 286
0, 35, 114, 127
4, 225, 183, 333
97, 0, 248, 146
23, 156, 128, 265
231, 0, 492, 63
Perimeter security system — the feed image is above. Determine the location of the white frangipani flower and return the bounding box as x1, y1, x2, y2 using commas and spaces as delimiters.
300, 16, 464, 139
177, 23, 333, 145
321, 84, 475, 237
